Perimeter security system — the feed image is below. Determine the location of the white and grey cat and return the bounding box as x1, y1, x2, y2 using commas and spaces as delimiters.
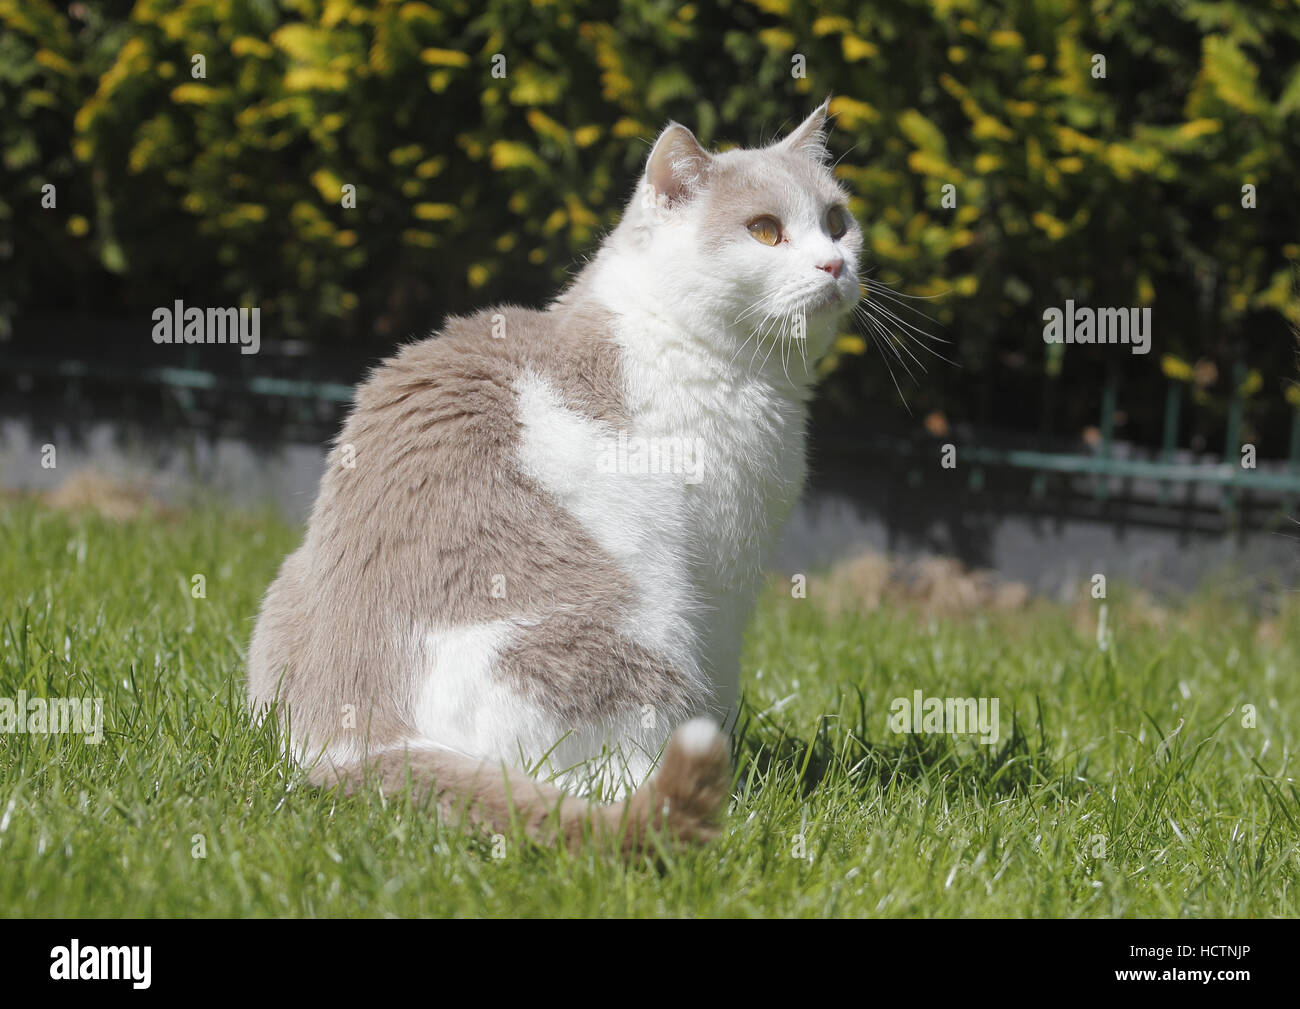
248, 102, 862, 853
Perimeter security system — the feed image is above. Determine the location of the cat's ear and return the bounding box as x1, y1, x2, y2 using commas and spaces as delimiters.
775, 100, 832, 163
644, 123, 711, 207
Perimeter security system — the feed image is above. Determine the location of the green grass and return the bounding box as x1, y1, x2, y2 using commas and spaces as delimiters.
2, 498, 1298, 918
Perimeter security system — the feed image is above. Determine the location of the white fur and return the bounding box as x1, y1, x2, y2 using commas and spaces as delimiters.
608, 305, 808, 717
512, 369, 702, 678
411, 620, 532, 759
410, 615, 664, 798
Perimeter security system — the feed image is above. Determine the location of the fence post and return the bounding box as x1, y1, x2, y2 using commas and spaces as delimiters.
1095, 376, 1117, 502
1223, 360, 1245, 513
1286, 404, 1300, 514
1159, 380, 1182, 505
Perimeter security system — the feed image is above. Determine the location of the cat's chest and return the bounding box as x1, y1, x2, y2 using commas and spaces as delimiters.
513, 341, 806, 587
616, 338, 808, 586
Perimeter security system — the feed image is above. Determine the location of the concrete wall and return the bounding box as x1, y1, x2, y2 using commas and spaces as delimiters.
3, 415, 1295, 600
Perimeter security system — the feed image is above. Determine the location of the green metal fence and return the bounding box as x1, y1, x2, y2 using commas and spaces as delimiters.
7, 351, 1300, 514
960, 370, 1300, 513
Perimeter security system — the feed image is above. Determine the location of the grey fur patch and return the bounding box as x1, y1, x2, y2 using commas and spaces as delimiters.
247, 299, 702, 762
697, 148, 854, 254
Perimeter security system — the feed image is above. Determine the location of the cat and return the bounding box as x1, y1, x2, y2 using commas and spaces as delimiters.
247, 101, 862, 854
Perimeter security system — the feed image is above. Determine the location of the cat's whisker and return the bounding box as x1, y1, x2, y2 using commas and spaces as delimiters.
862, 323, 916, 411
864, 320, 912, 413
733, 290, 793, 368
735, 300, 776, 325
861, 299, 950, 346
729, 326, 760, 367
855, 305, 922, 385
856, 276, 959, 377
748, 305, 785, 369
864, 324, 912, 382
780, 318, 796, 386
796, 322, 811, 376
743, 312, 775, 370
756, 312, 784, 374
759, 313, 786, 370
872, 314, 930, 375
831, 141, 862, 170
734, 290, 782, 325
759, 313, 774, 371
861, 277, 949, 302
788, 316, 808, 382
860, 285, 947, 342
861, 283, 952, 345
862, 299, 960, 368
857, 303, 929, 375
747, 323, 768, 371
732, 302, 782, 366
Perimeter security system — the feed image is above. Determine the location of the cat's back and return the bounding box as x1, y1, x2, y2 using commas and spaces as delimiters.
247, 297, 646, 740
294, 298, 634, 597
348, 301, 627, 442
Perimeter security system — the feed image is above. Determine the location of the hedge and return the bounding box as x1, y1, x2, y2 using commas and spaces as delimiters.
2, 0, 1298, 449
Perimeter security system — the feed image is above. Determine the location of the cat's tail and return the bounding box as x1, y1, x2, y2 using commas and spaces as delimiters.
306, 719, 731, 856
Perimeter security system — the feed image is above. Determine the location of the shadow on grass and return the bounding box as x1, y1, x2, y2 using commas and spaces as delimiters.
733, 686, 1083, 803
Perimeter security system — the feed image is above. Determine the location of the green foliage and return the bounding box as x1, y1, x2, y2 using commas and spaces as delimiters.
2, 0, 1298, 443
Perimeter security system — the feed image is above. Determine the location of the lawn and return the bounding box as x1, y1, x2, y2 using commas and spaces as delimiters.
1, 498, 1297, 917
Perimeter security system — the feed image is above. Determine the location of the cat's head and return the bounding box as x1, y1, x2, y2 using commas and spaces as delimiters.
595, 101, 861, 373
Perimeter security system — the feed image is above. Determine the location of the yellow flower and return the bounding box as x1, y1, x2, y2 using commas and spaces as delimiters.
419, 48, 470, 68
812, 16, 853, 36
310, 169, 344, 202
758, 28, 795, 51
842, 36, 878, 61
489, 140, 543, 171
413, 203, 456, 221
1031, 211, 1068, 240
1175, 118, 1222, 141
170, 83, 221, 104
1161, 355, 1194, 381
828, 96, 879, 128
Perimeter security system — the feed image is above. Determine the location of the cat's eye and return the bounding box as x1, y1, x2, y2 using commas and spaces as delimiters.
826, 206, 848, 240
747, 216, 782, 247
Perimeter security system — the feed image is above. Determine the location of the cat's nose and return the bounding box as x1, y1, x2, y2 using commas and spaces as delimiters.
816, 258, 844, 279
